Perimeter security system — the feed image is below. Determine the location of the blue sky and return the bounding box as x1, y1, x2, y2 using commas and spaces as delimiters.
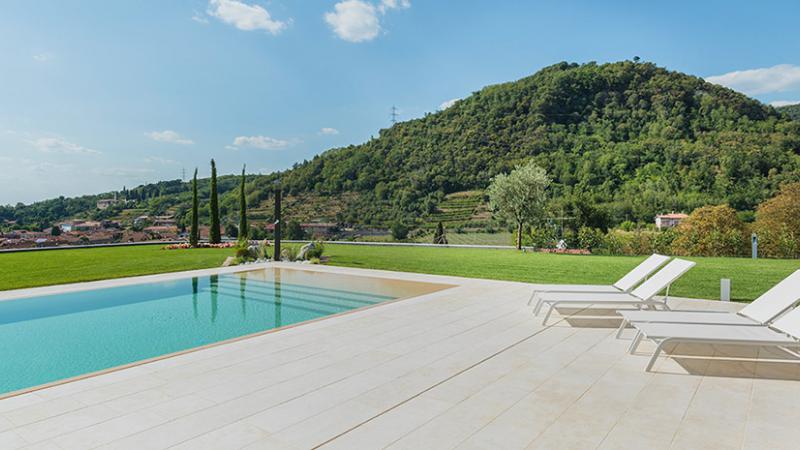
1, 0, 799, 204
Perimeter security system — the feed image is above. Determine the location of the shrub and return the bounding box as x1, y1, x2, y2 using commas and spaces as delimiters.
281, 245, 300, 262
671, 204, 748, 257
753, 182, 800, 258
304, 240, 325, 259
577, 227, 605, 250
390, 222, 409, 240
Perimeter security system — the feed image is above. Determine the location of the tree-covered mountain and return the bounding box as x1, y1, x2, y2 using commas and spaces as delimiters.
778, 103, 800, 121
4, 61, 800, 231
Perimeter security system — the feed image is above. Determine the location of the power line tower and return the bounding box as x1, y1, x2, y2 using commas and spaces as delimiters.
390, 106, 398, 124
182, 168, 186, 182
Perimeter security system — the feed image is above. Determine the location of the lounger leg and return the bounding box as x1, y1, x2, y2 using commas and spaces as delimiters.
527, 290, 538, 307
542, 302, 557, 325
628, 331, 644, 354
533, 296, 545, 315
616, 318, 629, 339
646, 340, 667, 372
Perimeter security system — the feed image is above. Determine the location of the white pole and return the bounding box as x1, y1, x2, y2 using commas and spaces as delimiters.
720, 279, 731, 302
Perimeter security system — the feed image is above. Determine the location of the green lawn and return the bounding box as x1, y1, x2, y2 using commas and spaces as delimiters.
1, 243, 798, 301
325, 244, 800, 301
0, 245, 232, 291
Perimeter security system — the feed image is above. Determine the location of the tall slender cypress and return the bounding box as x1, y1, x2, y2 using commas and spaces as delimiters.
190, 168, 199, 247
239, 165, 248, 241
209, 159, 221, 243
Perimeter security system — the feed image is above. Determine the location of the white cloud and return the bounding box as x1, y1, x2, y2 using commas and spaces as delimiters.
378, 0, 410, 13
439, 98, 460, 110
325, 1, 380, 43
145, 130, 194, 145
770, 100, 800, 107
232, 135, 291, 150
191, 10, 209, 24
32, 52, 53, 63
325, 0, 410, 43
706, 64, 800, 95
320, 127, 340, 135
27, 137, 101, 155
207, 0, 288, 34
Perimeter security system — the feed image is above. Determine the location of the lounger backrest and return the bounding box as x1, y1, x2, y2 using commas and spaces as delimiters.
630, 259, 696, 301
612, 254, 671, 292
739, 270, 800, 324
771, 305, 800, 338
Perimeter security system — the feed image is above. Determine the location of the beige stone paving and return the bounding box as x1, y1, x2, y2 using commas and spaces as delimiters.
0, 263, 797, 449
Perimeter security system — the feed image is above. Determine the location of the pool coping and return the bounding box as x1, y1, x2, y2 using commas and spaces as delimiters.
0, 262, 456, 401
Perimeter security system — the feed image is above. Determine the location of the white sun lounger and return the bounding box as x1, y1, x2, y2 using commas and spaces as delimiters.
529, 253, 670, 309
535, 259, 696, 325
630, 305, 800, 371
616, 270, 800, 338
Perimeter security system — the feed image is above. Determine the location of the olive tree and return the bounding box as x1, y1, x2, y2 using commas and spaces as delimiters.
487, 161, 550, 249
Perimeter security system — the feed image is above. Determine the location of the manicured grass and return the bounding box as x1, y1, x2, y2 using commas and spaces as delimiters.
1, 243, 797, 301
0, 245, 232, 291
325, 244, 800, 301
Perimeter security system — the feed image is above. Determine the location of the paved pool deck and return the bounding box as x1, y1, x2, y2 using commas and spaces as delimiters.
1, 263, 799, 449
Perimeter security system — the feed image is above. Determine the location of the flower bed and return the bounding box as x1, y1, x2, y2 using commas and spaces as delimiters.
163, 242, 238, 250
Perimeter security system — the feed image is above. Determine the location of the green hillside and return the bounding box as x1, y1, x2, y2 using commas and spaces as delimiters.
3, 60, 800, 231
777, 103, 800, 120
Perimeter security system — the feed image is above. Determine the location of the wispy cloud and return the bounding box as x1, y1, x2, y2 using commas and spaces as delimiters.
32, 52, 53, 63
706, 64, 800, 95
145, 130, 194, 145
191, 10, 209, 24
27, 137, 101, 155
144, 156, 179, 165
91, 167, 155, 178
231, 135, 294, 150
324, 0, 409, 43
319, 127, 340, 135
207, 0, 289, 34
439, 98, 460, 110
770, 100, 800, 107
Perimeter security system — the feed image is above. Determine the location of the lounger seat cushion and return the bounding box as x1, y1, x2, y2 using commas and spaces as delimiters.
537, 292, 640, 303
633, 322, 796, 344
619, 310, 757, 326
534, 284, 620, 293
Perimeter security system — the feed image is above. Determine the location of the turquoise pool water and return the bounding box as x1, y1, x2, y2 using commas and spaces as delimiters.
0, 268, 444, 395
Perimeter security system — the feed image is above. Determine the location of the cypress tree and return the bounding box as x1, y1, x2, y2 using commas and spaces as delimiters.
209, 159, 221, 244
238, 165, 248, 241
190, 168, 199, 247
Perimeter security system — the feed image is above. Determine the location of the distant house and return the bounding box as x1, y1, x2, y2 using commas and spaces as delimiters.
69, 220, 103, 232
96, 197, 120, 210
655, 213, 688, 230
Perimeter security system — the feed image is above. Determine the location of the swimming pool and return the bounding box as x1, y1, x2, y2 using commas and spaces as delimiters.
0, 267, 449, 396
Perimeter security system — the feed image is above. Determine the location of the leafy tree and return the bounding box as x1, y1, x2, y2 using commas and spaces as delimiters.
391, 222, 409, 240
753, 182, 800, 258
487, 160, 550, 249
209, 159, 221, 244
671, 204, 747, 257
238, 165, 248, 241
285, 220, 305, 240
433, 221, 448, 244
190, 169, 199, 247
50, 225, 61, 236
225, 223, 238, 238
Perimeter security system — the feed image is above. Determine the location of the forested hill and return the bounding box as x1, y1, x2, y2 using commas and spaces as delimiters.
4, 61, 800, 230
277, 61, 800, 224
778, 103, 800, 120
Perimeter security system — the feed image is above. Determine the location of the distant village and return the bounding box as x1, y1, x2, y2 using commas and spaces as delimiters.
0, 193, 690, 250
0, 195, 351, 250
